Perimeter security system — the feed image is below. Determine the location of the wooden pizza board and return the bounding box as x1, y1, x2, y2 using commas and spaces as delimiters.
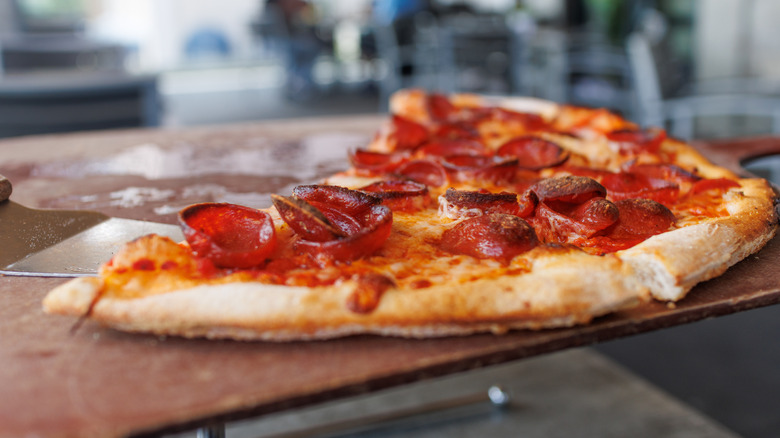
0, 121, 778, 437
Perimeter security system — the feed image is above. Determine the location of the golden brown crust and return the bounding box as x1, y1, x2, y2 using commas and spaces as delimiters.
619, 178, 777, 301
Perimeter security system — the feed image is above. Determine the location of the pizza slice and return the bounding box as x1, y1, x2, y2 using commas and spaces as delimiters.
43, 90, 778, 341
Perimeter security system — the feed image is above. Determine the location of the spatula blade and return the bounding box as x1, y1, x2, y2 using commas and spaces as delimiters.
1, 218, 184, 277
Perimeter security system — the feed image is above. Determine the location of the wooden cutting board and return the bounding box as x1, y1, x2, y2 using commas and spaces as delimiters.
0, 120, 778, 438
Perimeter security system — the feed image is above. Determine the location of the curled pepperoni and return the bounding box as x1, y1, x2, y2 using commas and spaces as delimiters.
440, 188, 520, 218
440, 213, 538, 261
294, 204, 393, 264
389, 115, 428, 150
292, 185, 380, 236
531, 176, 606, 204
293, 185, 378, 216
359, 180, 431, 212
579, 198, 677, 253
271, 195, 346, 242
441, 155, 518, 184
535, 197, 619, 241
179, 203, 277, 269
607, 128, 666, 154
497, 136, 569, 170
416, 138, 489, 157
277, 185, 393, 264
349, 149, 406, 174
395, 159, 448, 188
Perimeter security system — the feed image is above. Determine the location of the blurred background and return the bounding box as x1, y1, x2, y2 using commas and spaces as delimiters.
1, 0, 779, 140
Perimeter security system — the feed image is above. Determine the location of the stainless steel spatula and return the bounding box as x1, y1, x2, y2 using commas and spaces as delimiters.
0, 173, 184, 277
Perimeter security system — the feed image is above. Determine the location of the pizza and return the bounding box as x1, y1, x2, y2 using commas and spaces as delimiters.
43, 89, 778, 341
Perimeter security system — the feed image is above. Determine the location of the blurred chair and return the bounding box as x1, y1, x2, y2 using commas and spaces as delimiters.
438, 13, 521, 95
564, 39, 635, 116
531, 31, 635, 116
627, 32, 780, 140
0, 73, 160, 138
373, 11, 447, 110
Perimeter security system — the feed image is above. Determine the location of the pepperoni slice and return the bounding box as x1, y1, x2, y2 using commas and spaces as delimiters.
349, 149, 406, 174
440, 213, 538, 261
690, 177, 740, 195
389, 115, 428, 150
569, 198, 620, 232
271, 195, 346, 241
440, 188, 520, 219
427, 93, 457, 121
440, 155, 518, 185
293, 185, 379, 217
359, 180, 431, 212
497, 136, 569, 170
395, 159, 448, 188
601, 171, 680, 205
179, 203, 277, 269
628, 163, 700, 184
614, 198, 675, 235
534, 198, 619, 241
416, 138, 489, 157
295, 204, 393, 264
531, 176, 606, 204
607, 128, 666, 154
278, 185, 393, 264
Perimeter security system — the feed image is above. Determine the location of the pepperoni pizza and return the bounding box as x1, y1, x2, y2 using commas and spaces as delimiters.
43, 89, 778, 340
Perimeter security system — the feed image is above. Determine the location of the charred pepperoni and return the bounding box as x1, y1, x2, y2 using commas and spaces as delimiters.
531, 175, 607, 204
271, 195, 346, 241
277, 185, 393, 264
359, 180, 431, 212
439, 188, 520, 219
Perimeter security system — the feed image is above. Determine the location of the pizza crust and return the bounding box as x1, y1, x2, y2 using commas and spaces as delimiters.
619, 178, 777, 301
44, 249, 646, 341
